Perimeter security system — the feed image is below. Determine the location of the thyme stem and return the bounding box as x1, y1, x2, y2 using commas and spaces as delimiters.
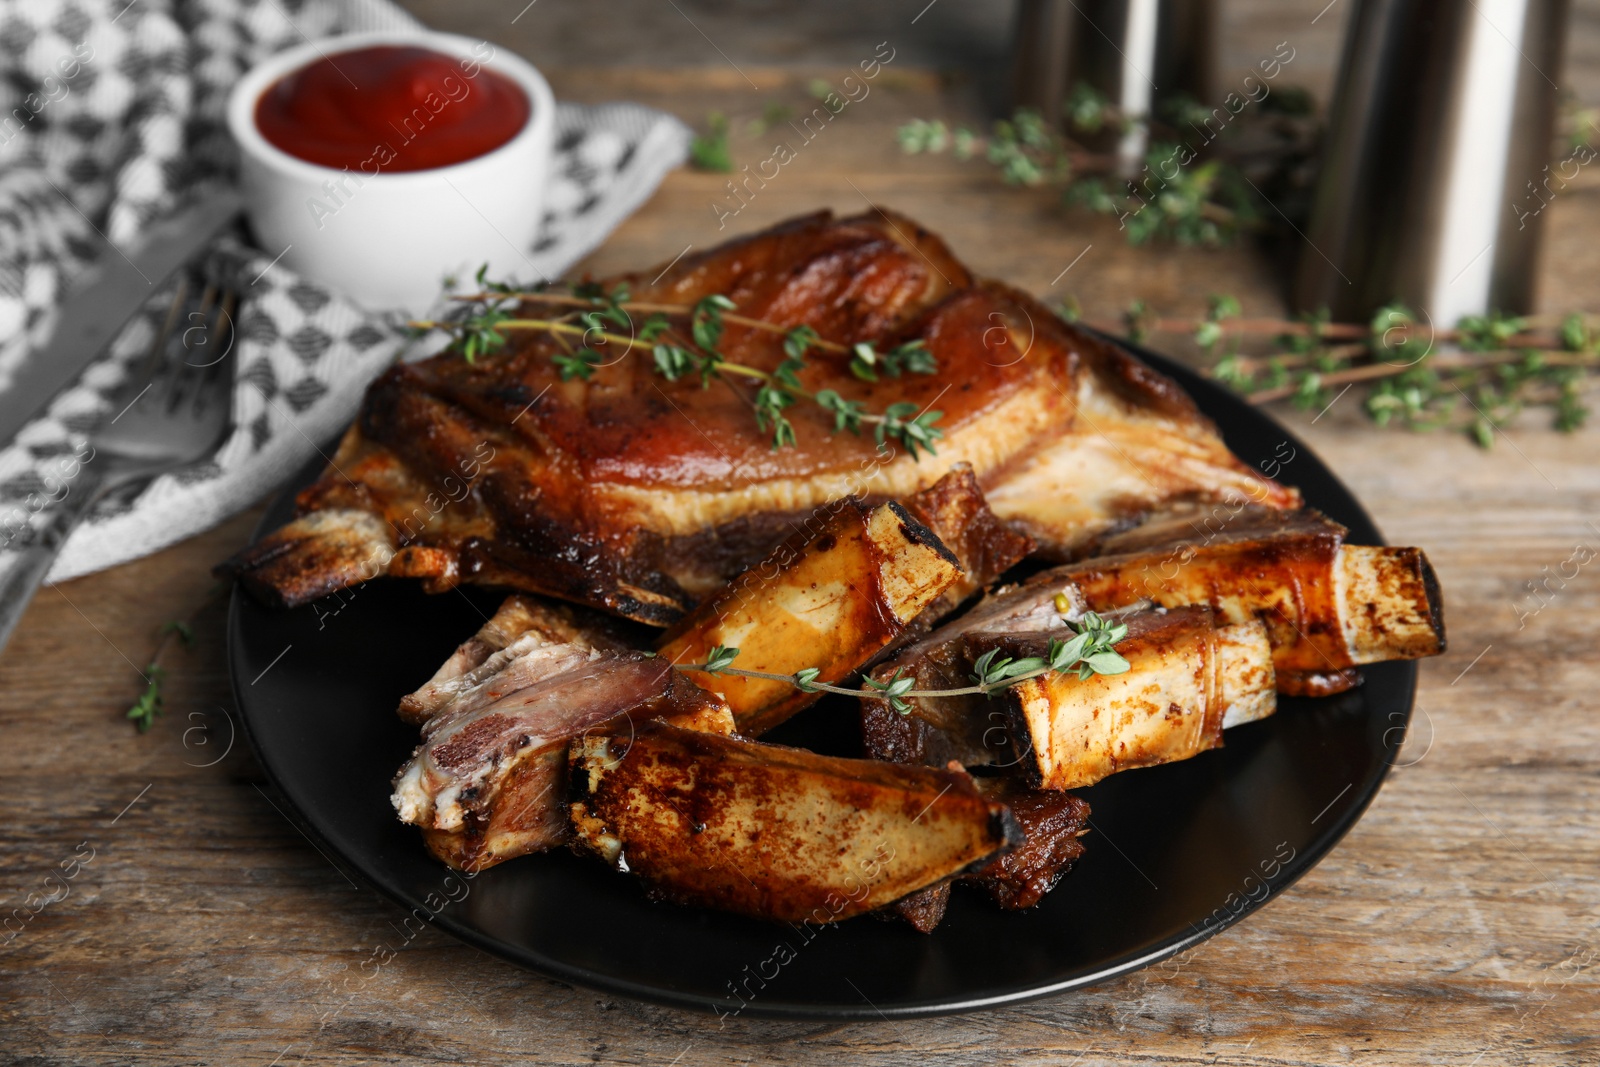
672, 661, 1058, 700
1238, 350, 1600, 404
450, 291, 852, 353
418, 271, 947, 456
670, 612, 1131, 714
405, 319, 927, 431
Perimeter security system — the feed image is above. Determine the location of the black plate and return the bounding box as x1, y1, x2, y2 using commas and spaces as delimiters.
228, 344, 1413, 1019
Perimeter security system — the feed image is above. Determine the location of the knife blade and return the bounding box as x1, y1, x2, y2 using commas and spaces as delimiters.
0, 189, 243, 449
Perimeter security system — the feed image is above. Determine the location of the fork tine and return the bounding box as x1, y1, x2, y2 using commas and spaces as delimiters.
215, 287, 236, 352
161, 285, 220, 412
130, 276, 189, 395
192, 288, 238, 415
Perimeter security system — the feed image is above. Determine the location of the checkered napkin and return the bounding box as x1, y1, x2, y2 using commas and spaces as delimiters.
0, 0, 689, 584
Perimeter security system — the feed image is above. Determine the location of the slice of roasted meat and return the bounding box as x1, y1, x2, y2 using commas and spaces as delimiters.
862, 602, 1276, 784
392, 632, 732, 872
885, 786, 1091, 933
985, 609, 1274, 790
654, 465, 1033, 736
968, 788, 1092, 910
897, 463, 1035, 624
396, 594, 632, 726
1063, 506, 1445, 695
656, 496, 960, 736
219, 208, 1294, 624
567, 722, 1021, 923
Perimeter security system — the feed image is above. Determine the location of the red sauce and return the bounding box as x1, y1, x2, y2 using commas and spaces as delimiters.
254, 45, 530, 172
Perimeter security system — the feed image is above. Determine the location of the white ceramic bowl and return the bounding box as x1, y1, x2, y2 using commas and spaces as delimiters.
228, 30, 554, 313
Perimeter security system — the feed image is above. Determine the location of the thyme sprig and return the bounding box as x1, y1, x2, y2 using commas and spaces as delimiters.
1074, 295, 1599, 446
676, 612, 1131, 715
898, 82, 1314, 247
125, 665, 167, 733
123, 620, 194, 733
412, 269, 946, 458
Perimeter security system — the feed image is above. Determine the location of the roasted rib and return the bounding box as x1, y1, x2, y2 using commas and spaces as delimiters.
653, 466, 1027, 736
396, 595, 631, 725
984, 608, 1275, 789
861, 601, 1276, 783
219, 209, 1294, 625
885, 786, 1091, 932
392, 619, 732, 872
655, 496, 961, 735
1060, 506, 1444, 695
568, 722, 1021, 923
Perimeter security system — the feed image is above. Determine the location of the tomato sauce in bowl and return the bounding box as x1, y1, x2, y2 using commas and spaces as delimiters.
253, 45, 531, 172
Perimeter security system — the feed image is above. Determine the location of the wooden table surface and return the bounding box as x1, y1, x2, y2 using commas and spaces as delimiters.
3, 16, 1599, 1067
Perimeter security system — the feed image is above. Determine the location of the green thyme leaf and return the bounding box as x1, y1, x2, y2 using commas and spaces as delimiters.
638, 313, 672, 343
691, 294, 737, 351
652, 343, 696, 381
702, 645, 740, 674
865, 668, 914, 701
783, 325, 821, 359
125, 664, 166, 733
814, 389, 865, 434
850, 342, 880, 381
690, 112, 732, 172
1082, 650, 1131, 675
160, 620, 194, 647
553, 348, 604, 381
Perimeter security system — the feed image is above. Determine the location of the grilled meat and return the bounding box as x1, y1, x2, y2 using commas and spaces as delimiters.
967, 788, 1092, 910
219, 209, 1293, 625
859, 504, 1444, 764
980, 345, 1299, 559
885, 881, 953, 934
987, 608, 1274, 789
1064, 506, 1445, 694
392, 638, 732, 872
239, 208, 1451, 928
397, 595, 632, 726
656, 497, 959, 736
861, 603, 1276, 784
567, 722, 1021, 923
897, 463, 1035, 623
885, 786, 1091, 932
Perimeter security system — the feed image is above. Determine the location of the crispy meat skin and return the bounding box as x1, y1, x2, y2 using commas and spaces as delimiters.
219, 209, 1293, 623
568, 723, 1021, 924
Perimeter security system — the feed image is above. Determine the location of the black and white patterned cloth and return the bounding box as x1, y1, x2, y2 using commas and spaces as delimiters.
0, 0, 688, 583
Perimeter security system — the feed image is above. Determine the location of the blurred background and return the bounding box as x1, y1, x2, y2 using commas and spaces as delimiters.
392, 0, 1600, 325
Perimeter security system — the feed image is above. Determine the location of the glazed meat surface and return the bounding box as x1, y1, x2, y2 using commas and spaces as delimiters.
221, 209, 1294, 625
568, 722, 1020, 923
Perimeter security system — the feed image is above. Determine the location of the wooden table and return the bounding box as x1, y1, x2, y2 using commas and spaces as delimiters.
3, 39, 1598, 1067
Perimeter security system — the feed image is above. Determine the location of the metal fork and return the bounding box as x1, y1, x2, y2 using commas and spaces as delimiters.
0, 279, 238, 652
